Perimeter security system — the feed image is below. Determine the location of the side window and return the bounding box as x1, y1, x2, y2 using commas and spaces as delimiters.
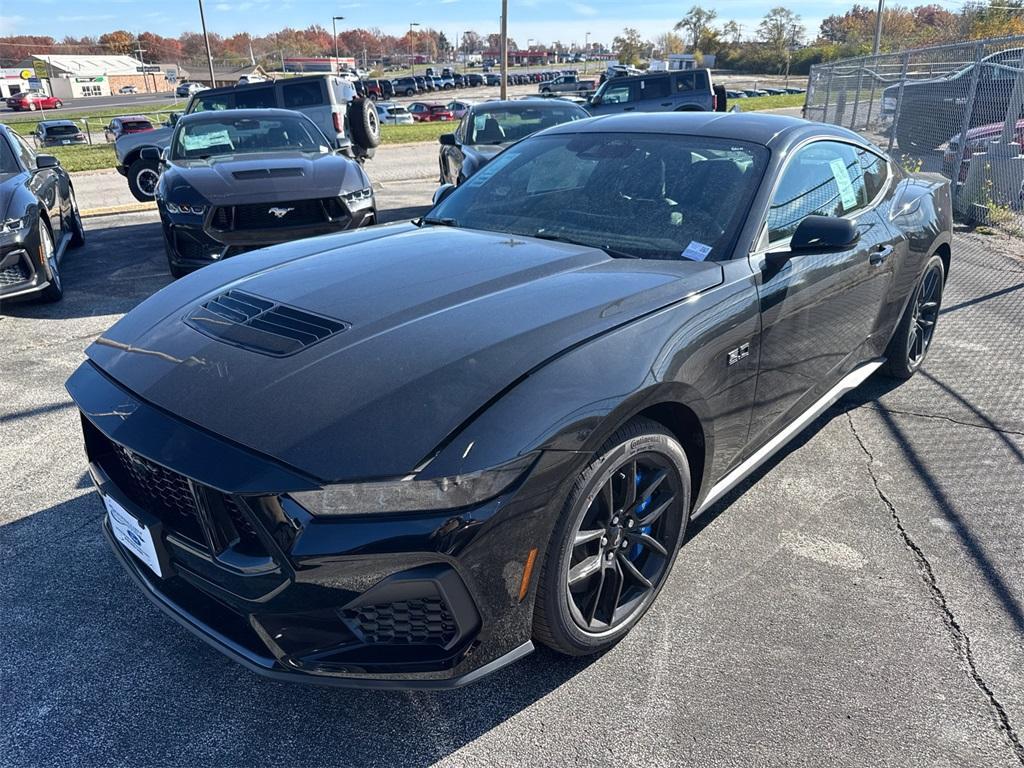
602, 82, 635, 104
858, 148, 889, 202
767, 141, 868, 243
673, 71, 696, 92
639, 77, 670, 99
193, 93, 234, 112
282, 81, 324, 108
234, 86, 276, 109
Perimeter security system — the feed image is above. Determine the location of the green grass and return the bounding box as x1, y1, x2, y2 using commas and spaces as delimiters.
46, 143, 117, 172
380, 121, 455, 145
0, 101, 188, 137
734, 92, 805, 111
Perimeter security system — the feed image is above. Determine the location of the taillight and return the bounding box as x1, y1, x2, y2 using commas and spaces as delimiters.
333, 111, 344, 133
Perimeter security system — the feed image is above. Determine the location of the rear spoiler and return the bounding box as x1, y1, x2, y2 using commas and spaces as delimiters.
714, 84, 727, 112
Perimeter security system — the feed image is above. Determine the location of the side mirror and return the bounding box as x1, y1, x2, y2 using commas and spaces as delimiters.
432, 183, 455, 205
139, 146, 163, 162
438, 133, 457, 146
35, 155, 60, 169
167, 112, 181, 127
791, 215, 859, 251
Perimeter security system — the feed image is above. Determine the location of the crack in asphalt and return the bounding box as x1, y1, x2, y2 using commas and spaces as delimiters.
846, 411, 1024, 766
865, 405, 1024, 439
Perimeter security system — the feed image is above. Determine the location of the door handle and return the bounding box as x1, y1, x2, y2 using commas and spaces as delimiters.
660, 102, 672, 107
623, 107, 635, 111
869, 245, 893, 265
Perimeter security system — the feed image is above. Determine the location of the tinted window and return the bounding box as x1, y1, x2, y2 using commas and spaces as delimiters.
0, 134, 20, 173
601, 82, 635, 104
46, 124, 79, 136
282, 81, 323, 108
639, 77, 671, 99
172, 115, 329, 159
859, 148, 889, 201
122, 120, 152, 131
673, 71, 696, 92
193, 92, 235, 112
11, 131, 35, 168
767, 141, 868, 243
431, 132, 768, 262
234, 86, 276, 108
467, 106, 587, 145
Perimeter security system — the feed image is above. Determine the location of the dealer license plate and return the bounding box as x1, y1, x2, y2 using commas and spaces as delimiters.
105, 494, 163, 577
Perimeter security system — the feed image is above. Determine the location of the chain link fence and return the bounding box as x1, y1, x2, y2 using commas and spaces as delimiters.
806, 35, 1024, 232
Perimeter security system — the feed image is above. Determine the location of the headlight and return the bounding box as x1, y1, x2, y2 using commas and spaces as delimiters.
289, 454, 536, 516
342, 187, 374, 210
0, 215, 28, 244
165, 201, 207, 216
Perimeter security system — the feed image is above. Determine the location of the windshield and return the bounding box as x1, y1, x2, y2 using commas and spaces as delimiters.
467, 105, 587, 145
122, 120, 152, 131
172, 115, 330, 160
429, 132, 768, 261
46, 124, 80, 136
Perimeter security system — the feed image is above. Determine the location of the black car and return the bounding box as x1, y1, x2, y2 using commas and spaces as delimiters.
67, 113, 951, 689
33, 119, 87, 147
466, 73, 484, 87
0, 124, 85, 303
149, 109, 375, 277
882, 47, 1024, 150
438, 99, 589, 185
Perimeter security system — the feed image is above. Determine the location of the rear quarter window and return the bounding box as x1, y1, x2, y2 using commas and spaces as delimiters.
282, 81, 324, 109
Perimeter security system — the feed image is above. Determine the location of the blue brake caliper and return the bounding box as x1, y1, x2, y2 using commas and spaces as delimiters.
632, 470, 652, 560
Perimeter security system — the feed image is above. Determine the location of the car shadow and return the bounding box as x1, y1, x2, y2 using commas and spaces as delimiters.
1, 492, 600, 766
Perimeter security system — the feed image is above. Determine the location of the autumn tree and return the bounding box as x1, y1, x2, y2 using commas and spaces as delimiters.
613, 28, 647, 65
675, 6, 718, 52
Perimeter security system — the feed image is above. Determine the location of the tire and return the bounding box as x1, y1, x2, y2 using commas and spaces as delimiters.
36, 220, 64, 303
883, 253, 945, 380
347, 99, 381, 150
127, 157, 160, 202
541, 87, 551, 94
54, 101, 62, 109
29, 103, 37, 111
405, 88, 415, 96
67, 187, 85, 248
533, 417, 691, 656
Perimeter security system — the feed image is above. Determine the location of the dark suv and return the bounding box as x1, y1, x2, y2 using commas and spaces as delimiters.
587, 69, 720, 115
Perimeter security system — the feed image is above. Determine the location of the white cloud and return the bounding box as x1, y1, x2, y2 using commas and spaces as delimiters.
569, 2, 599, 17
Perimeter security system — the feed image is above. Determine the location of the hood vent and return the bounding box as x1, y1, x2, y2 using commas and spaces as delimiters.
232, 168, 305, 180
186, 289, 347, 356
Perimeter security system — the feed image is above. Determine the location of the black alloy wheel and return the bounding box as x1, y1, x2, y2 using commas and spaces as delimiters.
37, 219, 63, 303
884, 253, 945, 379
533, 418, 691, 655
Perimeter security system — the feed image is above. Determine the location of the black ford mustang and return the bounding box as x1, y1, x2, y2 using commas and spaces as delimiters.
0, 123, 85, 303
67, 113, 952, 689
151, 109, 375, 277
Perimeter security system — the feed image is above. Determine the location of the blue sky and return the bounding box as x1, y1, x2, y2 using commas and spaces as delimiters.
0, 0, 936, 48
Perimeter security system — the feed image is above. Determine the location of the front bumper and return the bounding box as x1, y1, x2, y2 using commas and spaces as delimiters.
67, 361, 569, 688
0, 225, 49, 300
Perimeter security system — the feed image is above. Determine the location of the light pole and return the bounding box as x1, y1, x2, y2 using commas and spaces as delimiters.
332, 16, 345, 72
198, 0, 216, 87
409, 22, 420, 69
462, 30, 470, 64
872, 0, 884, 55
584, 31, 591, 73
499, 0, 508, 99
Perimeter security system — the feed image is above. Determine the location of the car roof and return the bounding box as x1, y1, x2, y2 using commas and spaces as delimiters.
539, 111, 859, 148
177, 108, 311, 124
469, 98, 586, 112
39, 119, 77, 127
115, 115, 152, 121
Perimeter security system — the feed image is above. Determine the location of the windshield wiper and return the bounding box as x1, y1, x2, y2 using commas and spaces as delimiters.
417, 216, 459, 227
531, 232, 639, 259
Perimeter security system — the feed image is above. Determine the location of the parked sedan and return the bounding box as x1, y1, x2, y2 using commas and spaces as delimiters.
33, 120, 87, 147
119, 85, 139, 95
0, 124, 85, 303
66, 113, 952, 690
104, 116, 155, 142
149, 109, 375, 277
175, 81, 208, 97
446, 99, 475, 119
438, 99, 588, 184
408, 102, 455, 122
376, 101, 414, 125
5, 90, 63, 111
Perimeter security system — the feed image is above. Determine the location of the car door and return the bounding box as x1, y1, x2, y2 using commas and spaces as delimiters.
11, 130, 64, 243
748, 139, 897, 444
636, 75, 672, 112
443, 115, 469, 184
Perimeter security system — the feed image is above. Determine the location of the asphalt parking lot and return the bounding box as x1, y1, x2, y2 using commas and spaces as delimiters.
1, 191, 1023, 765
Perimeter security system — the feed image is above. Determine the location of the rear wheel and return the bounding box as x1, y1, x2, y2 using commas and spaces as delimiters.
533, 418, 691, 656
883, 254, 945, 379
127, 157, 160, 202
54, 100, 63, 109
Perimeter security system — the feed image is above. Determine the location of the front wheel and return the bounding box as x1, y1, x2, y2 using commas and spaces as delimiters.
533, 418, 691, 656
883, 253, 945, 379
36, 220, 64, 303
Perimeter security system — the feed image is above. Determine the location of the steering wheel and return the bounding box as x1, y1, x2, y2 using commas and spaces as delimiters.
678, 208, 726, 244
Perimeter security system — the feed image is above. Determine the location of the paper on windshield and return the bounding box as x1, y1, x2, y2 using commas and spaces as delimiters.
828, 157, 858, 211
182, 129, 233, 152
681, 241, 713, 261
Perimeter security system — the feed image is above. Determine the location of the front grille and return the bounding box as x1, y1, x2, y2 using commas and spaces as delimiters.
85, 420, 266, 556
210, 198, 342, 232
0, 261, 30, 287
173, 230, 221, 262
342, 597, 458, 646
186, 289, 348, 357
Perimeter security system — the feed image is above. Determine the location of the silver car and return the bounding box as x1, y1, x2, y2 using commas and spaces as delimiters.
376, 102, 414, 125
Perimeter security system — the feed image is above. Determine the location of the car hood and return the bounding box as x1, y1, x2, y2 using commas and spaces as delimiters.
163, 152, 369, 204
84, 224, 722, 482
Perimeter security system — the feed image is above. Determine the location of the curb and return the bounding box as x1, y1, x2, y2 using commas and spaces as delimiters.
81, 202, 156, 218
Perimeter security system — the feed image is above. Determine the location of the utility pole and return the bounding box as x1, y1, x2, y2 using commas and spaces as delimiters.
584, 31, 590, 74
872, 0, 884, 55
500, 0, 508, 99
198, 0, 216, 87
332, 16, 345, 72
134, 39, 150, 93
409, 22, 420, 69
